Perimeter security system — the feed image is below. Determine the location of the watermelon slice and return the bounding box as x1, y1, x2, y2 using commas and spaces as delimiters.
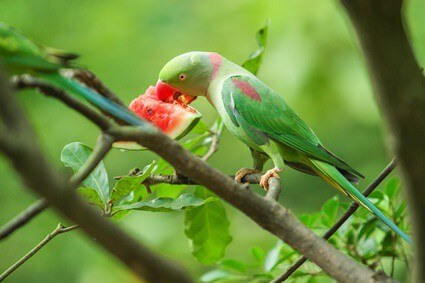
113, 86, 201, 150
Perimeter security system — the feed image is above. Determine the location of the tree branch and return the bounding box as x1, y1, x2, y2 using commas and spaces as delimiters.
133, 172, 281, 201
107, 126, 390, 282
4, 62, 389, 281
0, 74, 193, 283
339, 0, 424, 280
0, 224, 78, 282
273, 158, 397, 282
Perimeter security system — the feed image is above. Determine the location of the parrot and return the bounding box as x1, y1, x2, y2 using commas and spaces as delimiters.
0, 22, 144, 126
155, 51, 411, 244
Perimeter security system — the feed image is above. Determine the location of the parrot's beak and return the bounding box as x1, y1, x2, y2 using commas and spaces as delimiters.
156, 80, 197, 106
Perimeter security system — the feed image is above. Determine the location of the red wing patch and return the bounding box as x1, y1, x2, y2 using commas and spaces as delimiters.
231, 78, 261, 101
209, 52, 222, 80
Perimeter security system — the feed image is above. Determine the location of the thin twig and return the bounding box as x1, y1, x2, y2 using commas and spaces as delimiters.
123, 173, 261, 186
202, 131, 220, 161
0, 224, 78, 282
265, 177, 281, 201
0, 134, 113, 241
272, 158, 397, 282
0, 199, 49, 240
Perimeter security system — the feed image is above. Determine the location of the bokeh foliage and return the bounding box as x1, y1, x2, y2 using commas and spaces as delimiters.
1, 0, 423, 282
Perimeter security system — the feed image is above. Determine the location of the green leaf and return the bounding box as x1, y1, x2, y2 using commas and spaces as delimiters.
201, 270, 233, 282
380, 232, 394, 251
386, 178, 400, 200
369, 190, 385, 201
358, 218, 378, 240
185, 187, 232, 264
145, 119, 224, 200
264, 241, 282, 271
358, 237, 378, 259
61, 142, 110, 206
251, 273, 274, 281
112, 176, 147, 203
77, 187, 103, 208
113, 193, 214, 212
111, 210, 132, 221
394, 202, 407, 219
299, 212, 321, 228
220, 259, 247, 273
345, 229, 356, 246
242, 19, 270, 75
251, 247, 265, 263
111, 161, 157, 203
211, 117, 224, 136
321, 196, 340, 227
189, 120, 210, 135
154, 120, 223, 198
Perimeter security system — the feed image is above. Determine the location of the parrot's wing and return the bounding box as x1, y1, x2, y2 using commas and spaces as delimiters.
0, 22, 77, 70
222, 74, 364, 179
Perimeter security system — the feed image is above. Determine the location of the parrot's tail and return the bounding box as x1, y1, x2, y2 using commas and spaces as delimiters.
39, 72, 145, 126
310, 159, 411, 244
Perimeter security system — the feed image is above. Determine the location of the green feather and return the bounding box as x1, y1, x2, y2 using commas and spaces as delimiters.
311, 159, 411, 243
0, 22, 143, 127
222, 74, 363, 178
219, 69, 409, 243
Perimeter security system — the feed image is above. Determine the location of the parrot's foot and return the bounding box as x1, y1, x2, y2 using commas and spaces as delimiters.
235, 168, 261, 184
260, 167, 283, 191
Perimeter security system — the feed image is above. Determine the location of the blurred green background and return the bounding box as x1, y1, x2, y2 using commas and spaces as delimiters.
1, 0, 423, 282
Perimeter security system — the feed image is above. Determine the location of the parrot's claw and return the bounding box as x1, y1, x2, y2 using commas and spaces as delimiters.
235, 168, 261, 184
259, 167, 283, 191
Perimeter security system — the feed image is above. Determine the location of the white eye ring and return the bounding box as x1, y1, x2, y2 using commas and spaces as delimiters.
179, 73, 186, 80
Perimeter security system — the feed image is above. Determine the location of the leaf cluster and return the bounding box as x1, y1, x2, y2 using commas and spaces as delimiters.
201, 179, 411, 282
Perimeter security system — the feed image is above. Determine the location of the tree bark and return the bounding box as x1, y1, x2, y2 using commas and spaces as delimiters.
339, 0, 425, 280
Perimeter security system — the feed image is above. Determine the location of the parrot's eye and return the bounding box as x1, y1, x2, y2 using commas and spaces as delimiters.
179, 73, 186, 81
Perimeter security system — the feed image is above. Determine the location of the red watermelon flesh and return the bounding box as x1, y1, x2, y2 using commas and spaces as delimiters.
114, 86, 201, 150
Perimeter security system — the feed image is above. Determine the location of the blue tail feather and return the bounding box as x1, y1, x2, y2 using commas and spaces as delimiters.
312, 159, 411, 244
348, 184, 411, 243
40, 73, 145, 126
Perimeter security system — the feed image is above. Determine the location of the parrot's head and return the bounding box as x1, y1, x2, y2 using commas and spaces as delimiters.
156, 51, 220, 105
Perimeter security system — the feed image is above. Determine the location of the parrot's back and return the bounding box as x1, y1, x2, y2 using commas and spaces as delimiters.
0, 22, 77, 72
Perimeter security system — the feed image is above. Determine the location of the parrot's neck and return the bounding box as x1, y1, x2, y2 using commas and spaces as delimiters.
206, 56, 253, 108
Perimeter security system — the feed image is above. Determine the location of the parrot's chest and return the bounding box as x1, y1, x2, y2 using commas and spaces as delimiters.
207, 84, 264, 152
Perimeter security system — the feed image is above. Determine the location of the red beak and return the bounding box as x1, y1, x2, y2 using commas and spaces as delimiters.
156, 80, 196, 105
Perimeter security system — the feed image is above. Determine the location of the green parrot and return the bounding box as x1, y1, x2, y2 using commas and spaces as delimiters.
155, 51, 411, 244
0, 22, 144, 126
